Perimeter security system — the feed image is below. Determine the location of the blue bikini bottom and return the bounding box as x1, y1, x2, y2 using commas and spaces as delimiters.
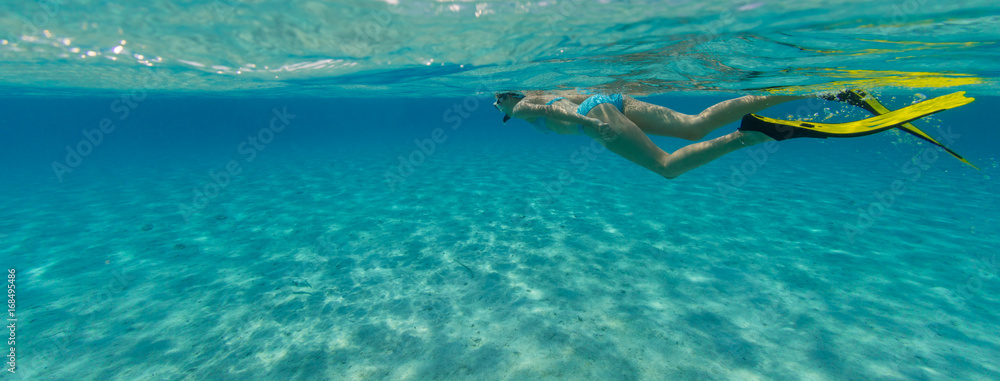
577, 94, 625, 116
575, 94, 624, 135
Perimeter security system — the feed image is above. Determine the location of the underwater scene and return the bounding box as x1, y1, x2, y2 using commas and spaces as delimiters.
2, 0, 1000, 380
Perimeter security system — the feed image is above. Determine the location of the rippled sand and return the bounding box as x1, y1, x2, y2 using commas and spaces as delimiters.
5, 135, 999, 380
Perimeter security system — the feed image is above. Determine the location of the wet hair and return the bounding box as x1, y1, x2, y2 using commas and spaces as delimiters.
495, 92, 524, 100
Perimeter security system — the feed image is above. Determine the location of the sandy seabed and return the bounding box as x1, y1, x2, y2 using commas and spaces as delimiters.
4, 139, 999, 380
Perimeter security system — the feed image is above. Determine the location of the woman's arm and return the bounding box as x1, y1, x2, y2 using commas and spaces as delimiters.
513, 103, 605, 127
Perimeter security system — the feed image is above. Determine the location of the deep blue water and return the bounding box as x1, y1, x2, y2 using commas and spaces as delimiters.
3, 91, 1000, 380
3, 92, 997, 185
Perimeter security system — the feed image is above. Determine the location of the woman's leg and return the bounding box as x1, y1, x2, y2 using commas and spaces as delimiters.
657, 131, 771, 179
585, 104, 772, 179
624, 95, 809, 140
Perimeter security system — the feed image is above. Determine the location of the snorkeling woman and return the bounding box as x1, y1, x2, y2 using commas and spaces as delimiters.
492, 91, 977, 178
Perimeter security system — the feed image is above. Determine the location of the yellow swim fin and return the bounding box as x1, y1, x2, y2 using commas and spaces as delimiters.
823, 89, 979, 170
739, 91, 975, 143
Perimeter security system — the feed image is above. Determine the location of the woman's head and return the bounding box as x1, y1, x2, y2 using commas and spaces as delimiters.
494, 92, 524, 123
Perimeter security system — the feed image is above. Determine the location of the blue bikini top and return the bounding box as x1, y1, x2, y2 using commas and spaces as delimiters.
529, 97, 567, 134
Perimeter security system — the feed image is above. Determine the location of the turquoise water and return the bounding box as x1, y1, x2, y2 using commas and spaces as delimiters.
2, 1, 1000, 380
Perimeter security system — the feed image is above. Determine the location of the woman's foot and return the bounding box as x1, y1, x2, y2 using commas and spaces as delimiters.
737, 130, 774, 144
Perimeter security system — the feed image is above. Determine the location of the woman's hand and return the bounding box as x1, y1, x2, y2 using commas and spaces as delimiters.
587, 118, 618, 140
587, 117, 608, 129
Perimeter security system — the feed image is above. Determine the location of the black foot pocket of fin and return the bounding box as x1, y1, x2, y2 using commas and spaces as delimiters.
738, 114, 830, 141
